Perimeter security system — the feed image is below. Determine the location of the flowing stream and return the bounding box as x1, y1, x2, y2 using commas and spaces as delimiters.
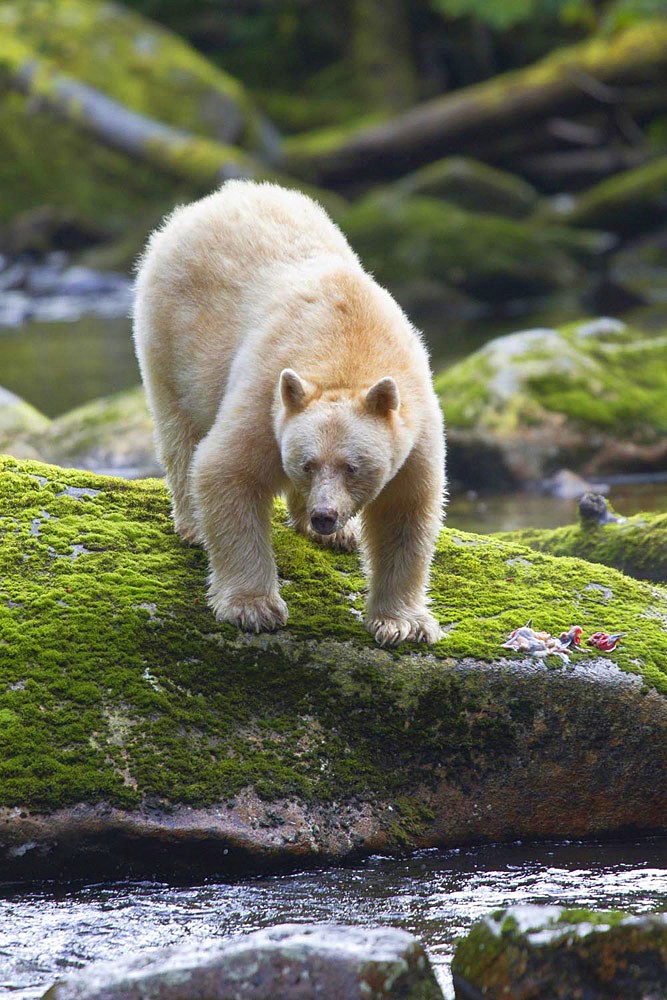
3, 838, 667, 998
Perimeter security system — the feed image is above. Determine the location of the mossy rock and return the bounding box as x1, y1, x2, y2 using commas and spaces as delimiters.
436, 318, 667, 487
389, 157, 540, 219
0, 386, 158, 479
340, 192, 574, 301
0, 0, 281, 240
0, 0, 275, 156
340, 192, 590, 305
567, 157, 667, 238
0, 387, 49, 457
1, 456, 667, 878
494, 509, 667, 583
452, 905, 667, 999
35, 386, 159, 479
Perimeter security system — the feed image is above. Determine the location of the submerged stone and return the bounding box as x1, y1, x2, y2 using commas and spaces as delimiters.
452, 905, 667, 1000
1, 457, 666, 879
436, 319, 667, 487
43, 924, 443, 999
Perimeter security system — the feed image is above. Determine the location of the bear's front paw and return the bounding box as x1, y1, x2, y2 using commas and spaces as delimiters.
212, 593, 289, 633
175, 521, 204, 546
366, 611, 442, 648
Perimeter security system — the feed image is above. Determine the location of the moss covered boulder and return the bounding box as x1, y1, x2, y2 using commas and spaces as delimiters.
451, 905, 667, 999
567, 157, 667, 238
390, 157, 540, 219
35, 386, 159, 479
437, 318, 667, 488
2, 456, 667, 878
341, 192, 590, 306
0, 0, 277, 242
0, 386, 159, 479
0, 387, 49, 461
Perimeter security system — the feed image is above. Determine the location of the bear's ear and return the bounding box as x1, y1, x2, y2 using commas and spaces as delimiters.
365, 376, 400, 417
279, 369, 311, 414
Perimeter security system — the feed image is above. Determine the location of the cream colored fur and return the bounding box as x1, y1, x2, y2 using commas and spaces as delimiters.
133, 181, 446, 646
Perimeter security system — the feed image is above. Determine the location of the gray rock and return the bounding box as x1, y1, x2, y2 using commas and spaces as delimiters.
43, 924, 443, 999
452, 905, 667, 1000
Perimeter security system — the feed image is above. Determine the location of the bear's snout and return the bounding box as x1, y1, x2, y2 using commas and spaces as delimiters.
311, 509, 338, 536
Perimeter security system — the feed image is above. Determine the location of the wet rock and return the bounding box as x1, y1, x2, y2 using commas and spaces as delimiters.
390, 157, 540, 218
452, 905, 667, 1000
35, 387, 160, 479
579, 492, 622, 526
1, 457, 667, 880
43, 924, 442, 1000
436, 318, 667, 488
0, 386, 49, 459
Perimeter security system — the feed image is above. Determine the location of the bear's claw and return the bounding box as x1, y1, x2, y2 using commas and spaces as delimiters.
212, 593, 289, 633
366, 612, 442, 648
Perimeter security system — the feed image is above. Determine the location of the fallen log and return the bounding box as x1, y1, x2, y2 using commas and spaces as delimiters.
283, 19, 667, 186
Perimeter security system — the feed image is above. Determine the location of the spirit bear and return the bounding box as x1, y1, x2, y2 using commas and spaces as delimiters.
133, 181, 446, 646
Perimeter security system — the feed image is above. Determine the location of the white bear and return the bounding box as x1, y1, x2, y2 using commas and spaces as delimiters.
133, 181, 446, 646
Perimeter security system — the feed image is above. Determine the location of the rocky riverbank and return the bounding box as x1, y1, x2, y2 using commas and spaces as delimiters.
1, 456, 666, 880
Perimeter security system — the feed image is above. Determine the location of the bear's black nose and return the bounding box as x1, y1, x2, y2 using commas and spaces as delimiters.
311, 509, 338, 535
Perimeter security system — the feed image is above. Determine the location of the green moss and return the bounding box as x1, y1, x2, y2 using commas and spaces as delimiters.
389, 157, 539, 218
0, 0, 265, 152
341, 193, 583, 302
494, 511, 667, 583
1, 456, 667, 815
568, 156, 667, 237
452, 904, 667, 996
436, 321, 667, 438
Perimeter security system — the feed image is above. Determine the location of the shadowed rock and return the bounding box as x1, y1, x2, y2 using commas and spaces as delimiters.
452, 905, 667, 1000
43, 924, 443, 999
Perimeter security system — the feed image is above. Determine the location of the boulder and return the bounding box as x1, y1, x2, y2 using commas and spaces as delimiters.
390, 157, 539, 218
0, 386, 159, 478
35, 386, 160, 479
0, 386, 49, 461
436, 318, 667, 488
493, 495, 667, 583
43, 924, 442, 1000
1, 456, 666, 879
0, 0, 278, 246
340, 192, 594, 306
567, 157, 667, 239
451, 905, 667, 1000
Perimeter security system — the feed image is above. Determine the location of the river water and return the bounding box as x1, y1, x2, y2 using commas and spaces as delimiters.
2, 838, 667, 998
1, 312, 666, 998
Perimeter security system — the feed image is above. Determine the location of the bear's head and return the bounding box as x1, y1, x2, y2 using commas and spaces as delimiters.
276, 368, 408, 536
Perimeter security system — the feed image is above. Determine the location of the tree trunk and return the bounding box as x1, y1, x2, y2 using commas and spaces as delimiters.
351, 0, 418, 113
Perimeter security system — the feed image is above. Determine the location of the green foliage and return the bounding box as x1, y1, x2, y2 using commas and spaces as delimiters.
430, 0, 593, 30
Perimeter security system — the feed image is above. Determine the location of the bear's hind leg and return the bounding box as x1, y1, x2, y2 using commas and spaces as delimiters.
155, 407, 203, 545
286, 484, 359, 553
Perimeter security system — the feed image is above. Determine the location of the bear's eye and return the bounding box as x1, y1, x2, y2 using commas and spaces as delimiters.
345, 463, 358, 477
302, 460, 314, 475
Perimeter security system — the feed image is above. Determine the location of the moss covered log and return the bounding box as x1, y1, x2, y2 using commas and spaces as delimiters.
452, 906, 667, 1000
283, 19, 667, 184
1, 456, 667, 877
494, 507, 667, 583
